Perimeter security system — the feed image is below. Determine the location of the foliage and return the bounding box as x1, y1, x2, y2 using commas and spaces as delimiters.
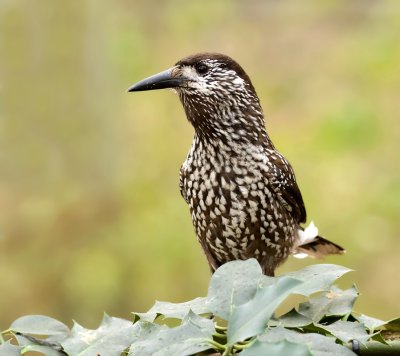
1, 259, 399, 355
1, 2, 400, 327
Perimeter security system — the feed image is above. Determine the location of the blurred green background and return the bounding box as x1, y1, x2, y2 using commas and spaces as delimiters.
1, 0, 399, 328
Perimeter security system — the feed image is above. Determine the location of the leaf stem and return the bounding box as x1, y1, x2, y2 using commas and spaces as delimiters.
215, 324, 228, 332
208, 339, 227, 352
213, 331, 227, 339
233, 339, 255, 350
222, 345, 233, 356
342, 312, 350, 322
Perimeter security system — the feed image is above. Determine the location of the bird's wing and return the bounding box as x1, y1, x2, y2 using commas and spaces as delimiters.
179, 165, 189, 204
265, 150, 307, 224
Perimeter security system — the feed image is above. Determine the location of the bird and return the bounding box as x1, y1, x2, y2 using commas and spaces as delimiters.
128, 53, 344, 276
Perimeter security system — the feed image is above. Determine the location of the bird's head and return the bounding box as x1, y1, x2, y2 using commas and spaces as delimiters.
128, 53, 255, 96
128, 53, 266, 142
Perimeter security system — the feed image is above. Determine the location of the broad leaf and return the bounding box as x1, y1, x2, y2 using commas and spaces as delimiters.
301, 323, 334, 335
129, 310, 214, 356
241, 339, 312, 356
0, 341, 22, 356
207, 259, 264, 320
182, 310, 215, 330
356, 314, 386, 332
62, 314, 136, 356
283, 264, 351, 296
271, 308, 312, 328
9, 315, 69, 336
317, 320, 371, 345
20, 344, 64, 356
15, 333, 65, 356
260, 326, 355, 356
383, 317, 400, 331
134, 297, 209, 322
371, 332, 389, 345
227, 276, 302, 345
298, 286, 358, 322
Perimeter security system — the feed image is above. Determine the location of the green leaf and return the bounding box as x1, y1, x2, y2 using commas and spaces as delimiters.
241, 339, 312, 356
0, 341, 22, 356
15, 333, 65, 355
283, 264, 352, 297
130, 321, 167, 344
371, 332, 389, 345
207, 259, 264, 320
9, 315, 69, 336
317, 320, 371, 345
62, 314, 136, 356
260, 326, 355, 356
129, 310, 215, 356
227, 276, 302, 345
356, 314, 386, 332
383, 317, 400, 331
271, 308, 312, 328
301, 323, 334, 336
21, 344, 64, 356
182, 310, 215, 331
134, 297, 209, 322
298, 286, 358, 322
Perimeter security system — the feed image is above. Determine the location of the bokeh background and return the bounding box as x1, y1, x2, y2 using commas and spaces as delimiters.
1, 0, 399, 329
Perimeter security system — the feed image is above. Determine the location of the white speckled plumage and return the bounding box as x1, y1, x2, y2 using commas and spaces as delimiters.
129, 52, 345, 276
174, 53, 307, 275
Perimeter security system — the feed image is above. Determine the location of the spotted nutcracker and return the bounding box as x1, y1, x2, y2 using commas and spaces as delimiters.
128, 53, 344, 276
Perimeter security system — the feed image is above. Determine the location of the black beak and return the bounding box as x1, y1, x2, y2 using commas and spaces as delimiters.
127, 68, 188, 92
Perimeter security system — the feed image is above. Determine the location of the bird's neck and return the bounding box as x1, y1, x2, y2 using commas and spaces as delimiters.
181, 95, 275, 150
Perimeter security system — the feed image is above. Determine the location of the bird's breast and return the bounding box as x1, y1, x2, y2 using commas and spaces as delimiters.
180, 145, 295, 262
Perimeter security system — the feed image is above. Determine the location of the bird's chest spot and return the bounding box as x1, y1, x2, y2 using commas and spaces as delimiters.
180, 145, 296, 261
181, 155, 255, 254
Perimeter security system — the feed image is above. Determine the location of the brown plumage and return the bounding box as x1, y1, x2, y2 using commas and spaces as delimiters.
128, 53, 345, 276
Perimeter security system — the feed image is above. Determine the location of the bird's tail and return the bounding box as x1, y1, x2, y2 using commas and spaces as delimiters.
293, 222, 345, 259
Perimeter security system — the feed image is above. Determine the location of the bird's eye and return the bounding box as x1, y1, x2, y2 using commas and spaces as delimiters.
195, 63, 209, 75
